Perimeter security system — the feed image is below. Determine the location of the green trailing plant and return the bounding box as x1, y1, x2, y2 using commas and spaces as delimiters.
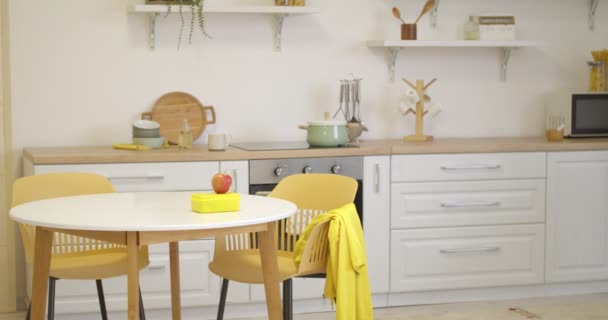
161, 0, 212, 49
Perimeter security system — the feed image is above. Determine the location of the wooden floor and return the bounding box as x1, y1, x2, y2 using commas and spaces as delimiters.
1, 294, 606, 320
233, 294, 608, 320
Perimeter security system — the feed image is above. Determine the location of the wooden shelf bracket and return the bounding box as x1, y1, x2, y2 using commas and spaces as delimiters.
431, 0, 440, 28
590, 0, 600, 30
388, 47, 401, 82
273, 14, 288, 52
148, 13, 159, 50
501, 47, 513, 82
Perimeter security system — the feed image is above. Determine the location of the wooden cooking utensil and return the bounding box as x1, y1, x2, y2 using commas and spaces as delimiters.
142, 92, 216, 145
415, 0, 436, 24
392, 7, 406, 24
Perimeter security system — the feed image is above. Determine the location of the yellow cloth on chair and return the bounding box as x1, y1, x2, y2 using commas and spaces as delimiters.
294, 203, 373, 320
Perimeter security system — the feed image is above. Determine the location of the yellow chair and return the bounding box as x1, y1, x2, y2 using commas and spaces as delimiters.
12, 173, 150, 320
209, 173, 358, 320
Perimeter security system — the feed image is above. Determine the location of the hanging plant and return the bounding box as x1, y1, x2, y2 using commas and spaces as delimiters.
147, 0, 212, 49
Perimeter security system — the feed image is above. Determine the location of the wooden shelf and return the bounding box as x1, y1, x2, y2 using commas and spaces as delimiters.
128, 4, 319, 51
366, 40, 541, 82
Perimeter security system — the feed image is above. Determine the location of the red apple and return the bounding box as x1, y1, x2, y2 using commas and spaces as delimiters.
212, 172, 232, 194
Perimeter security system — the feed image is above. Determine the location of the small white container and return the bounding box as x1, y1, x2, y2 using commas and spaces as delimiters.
479, 24, 515, 41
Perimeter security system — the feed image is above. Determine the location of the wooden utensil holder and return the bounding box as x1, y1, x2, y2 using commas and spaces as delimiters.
401, 23, 417, 40
275, 0, 305, 6
546, 129, 564, 142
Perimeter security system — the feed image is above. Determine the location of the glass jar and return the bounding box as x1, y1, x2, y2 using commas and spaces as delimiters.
275, 0, 305, 5
588, 61, 606, 92
464, 20, 479, 40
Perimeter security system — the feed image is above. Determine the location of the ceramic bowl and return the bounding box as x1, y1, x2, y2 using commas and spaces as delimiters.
133, 120, 160, 129
133, 137, 165, 149
132, 120, 161, 138
133, 127, 161, 138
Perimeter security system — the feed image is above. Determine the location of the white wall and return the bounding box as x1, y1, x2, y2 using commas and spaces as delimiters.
9, 0, 608, 150
7, 0, 608, 308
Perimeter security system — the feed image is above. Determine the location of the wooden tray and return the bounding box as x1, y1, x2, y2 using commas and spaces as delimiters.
142, 92, 216, 145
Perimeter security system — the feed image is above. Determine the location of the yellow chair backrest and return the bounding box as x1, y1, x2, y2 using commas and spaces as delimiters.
215, 174, 358, 258
12, 173, 117, 265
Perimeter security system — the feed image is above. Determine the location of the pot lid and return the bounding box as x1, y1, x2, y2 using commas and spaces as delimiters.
308, 120, 347, 126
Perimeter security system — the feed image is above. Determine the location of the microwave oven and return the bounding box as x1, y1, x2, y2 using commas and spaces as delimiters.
547, 93, 608, 137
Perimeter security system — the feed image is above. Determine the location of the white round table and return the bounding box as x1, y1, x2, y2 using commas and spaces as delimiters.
10, 192, 297, 320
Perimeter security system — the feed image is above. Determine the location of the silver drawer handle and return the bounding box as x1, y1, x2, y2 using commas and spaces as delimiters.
255, 191, 272, 196
233, 169, 239, 193
440, 246, 501, 254
440, 164, 501, 171
374, 164, 380, 193
146, 264, 166, 271
440, 201, 500, 208
107, 175, 164, 181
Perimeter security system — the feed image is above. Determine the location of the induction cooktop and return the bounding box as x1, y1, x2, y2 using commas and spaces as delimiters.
230, 141, 359, 151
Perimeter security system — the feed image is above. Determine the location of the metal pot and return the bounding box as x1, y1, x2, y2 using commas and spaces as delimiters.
298, 120, 348, 147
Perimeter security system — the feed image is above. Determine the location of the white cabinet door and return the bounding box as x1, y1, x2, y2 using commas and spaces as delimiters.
546, 151, 608, 282
390, 224, 545, 292
363, 156, 390, 294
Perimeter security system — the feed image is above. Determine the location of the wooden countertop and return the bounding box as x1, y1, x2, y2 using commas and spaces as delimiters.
24, 137, 608, 165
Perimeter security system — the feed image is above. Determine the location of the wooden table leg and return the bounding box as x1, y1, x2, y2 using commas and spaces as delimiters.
258, 222, 283, 320
169, 242, 181, 320
30, 227, 53, 320
127, 232, 139, 320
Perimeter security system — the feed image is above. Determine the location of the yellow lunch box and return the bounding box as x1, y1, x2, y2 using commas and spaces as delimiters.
191, 193, 241, 213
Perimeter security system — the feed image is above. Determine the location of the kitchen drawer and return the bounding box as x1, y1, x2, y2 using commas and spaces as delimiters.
391, 179, 546, 229
44, 240, 249, 314
391, 153, 546, 182
33, 162, 219, 192
390, 224, 545, 292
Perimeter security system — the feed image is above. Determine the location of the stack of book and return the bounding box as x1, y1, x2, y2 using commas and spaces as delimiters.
470, 15, 516, 41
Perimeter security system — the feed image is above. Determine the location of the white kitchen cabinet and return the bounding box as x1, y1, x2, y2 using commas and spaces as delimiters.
391, 179, 546, 229
24, 160, 251, 314
363, 156, 390, 294
546, 151, 608, 283
390, 224, 545, 292
389, 153, 546, 293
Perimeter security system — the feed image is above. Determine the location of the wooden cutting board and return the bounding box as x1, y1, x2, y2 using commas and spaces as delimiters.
142, 92, 216, 145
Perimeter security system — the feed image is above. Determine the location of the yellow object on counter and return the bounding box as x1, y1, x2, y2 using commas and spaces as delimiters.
191, 193, 241, 213
112, 144, 151, 151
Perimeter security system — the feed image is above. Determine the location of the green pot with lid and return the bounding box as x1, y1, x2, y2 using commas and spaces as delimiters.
298, 120, 348, 147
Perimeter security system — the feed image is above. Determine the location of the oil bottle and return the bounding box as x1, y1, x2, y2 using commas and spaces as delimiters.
178, 118, 192, 149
